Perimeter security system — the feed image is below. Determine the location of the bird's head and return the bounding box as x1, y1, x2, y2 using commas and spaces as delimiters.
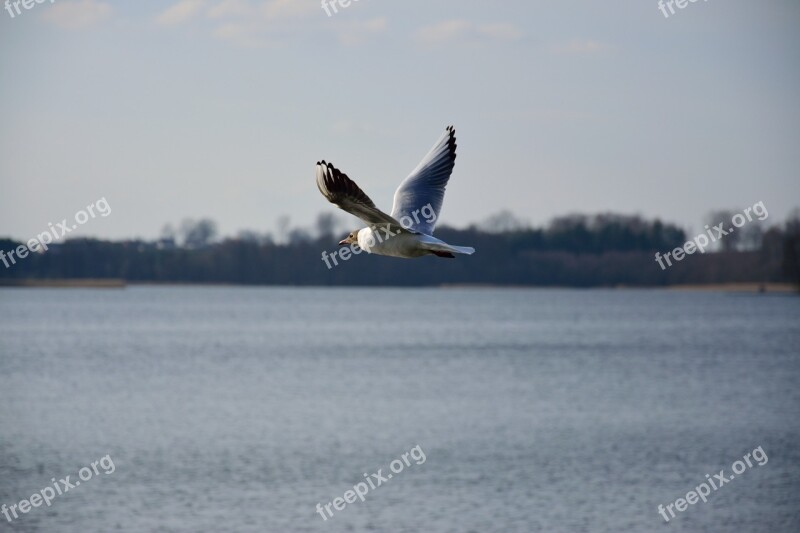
339, 230, 359, 246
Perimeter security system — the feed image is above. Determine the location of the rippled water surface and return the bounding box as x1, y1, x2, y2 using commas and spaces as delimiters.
1, 287, 799, 532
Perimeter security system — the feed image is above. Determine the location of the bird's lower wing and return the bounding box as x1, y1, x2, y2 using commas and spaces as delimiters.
316, 161, 410, 232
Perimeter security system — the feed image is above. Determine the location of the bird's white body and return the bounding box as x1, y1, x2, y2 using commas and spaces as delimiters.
357, 227, 474, 258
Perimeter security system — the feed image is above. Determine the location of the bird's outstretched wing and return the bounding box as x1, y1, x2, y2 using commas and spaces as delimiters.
316, 161, 408, 231
390, 126, 457, 235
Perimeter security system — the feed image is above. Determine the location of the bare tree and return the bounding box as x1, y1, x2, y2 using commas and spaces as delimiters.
705, 210, 739, 252
784, 208, 800, 288
480, 210, 528, 233
160, 223, 176, 241
315, 213, 339, 240
237, 230, 274, 245
276, 215, 291, 244
288, 228, 313, 244
786, 207, 800, 233
738, 223, 764, 251
179, 218, 218, 248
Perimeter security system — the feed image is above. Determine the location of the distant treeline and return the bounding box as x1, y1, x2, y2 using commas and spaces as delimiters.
1, 213, 798, 287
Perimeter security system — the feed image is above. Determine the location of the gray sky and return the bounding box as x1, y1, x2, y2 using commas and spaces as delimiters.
1, 0, 799, 241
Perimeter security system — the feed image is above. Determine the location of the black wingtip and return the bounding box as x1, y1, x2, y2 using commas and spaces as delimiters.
446, 125, 457, 160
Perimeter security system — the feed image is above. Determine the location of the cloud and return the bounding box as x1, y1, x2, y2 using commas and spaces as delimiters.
415, 19, 471, 45
550, 40, 614, 55
335, 17, 387, 47
259, 0, 316, 20
212, 22, 280, 48
156, 0, 207, 27
154, 0, 379, 48
207, 1, 381, 48
206, 0, 315, 21
477, 23, 523, 41
41, 0, 111, 30
207, 0, 252, 19
415, 19, 522, 46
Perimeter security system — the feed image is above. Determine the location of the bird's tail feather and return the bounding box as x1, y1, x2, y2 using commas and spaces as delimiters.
423, 241, 475, 256
446, 245, 475, 255
416, 234, 475, 256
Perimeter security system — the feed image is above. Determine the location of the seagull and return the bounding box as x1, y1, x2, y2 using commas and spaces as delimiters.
316, 126, 475, 259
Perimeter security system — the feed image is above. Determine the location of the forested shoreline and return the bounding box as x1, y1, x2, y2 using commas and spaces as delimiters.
2, 213, 798, 287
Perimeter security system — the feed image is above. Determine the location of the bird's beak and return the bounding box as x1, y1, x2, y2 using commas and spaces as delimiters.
338, 239, 348, 246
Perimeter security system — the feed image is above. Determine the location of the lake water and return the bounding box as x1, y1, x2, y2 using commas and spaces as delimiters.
1, 287, 798, 532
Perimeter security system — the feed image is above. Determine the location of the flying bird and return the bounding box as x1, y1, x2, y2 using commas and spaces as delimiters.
316, 126, 475, 259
